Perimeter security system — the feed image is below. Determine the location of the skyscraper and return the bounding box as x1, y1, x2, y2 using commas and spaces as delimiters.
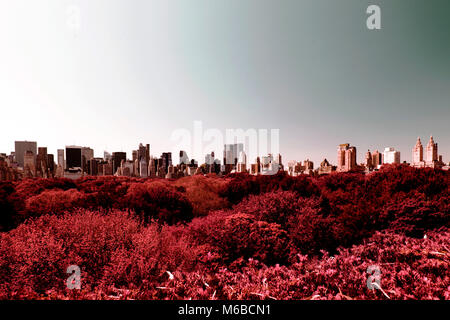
36, 147, 48, 177
365, 150, 373, 170
237, 151, 247, 173
411, 136, 444, 168
383, 147, 401, 164
47, 154, 55, 177
136, 143, 150, 176
179, 150, 189, 165
104, 151, 112, 162
412, 137, 424, 166
57, 149, 65, 170
81, 147, 94, 173
23, 150, 36, 177
137, 143, 150, 163
426, 136, 438, 165
89, 158, 100, 176
112, 152, 126, 174
66, 146, 82, 169
223, 143, 244, 166
371, 150, 383, 169
337, 143, 357, 172
161, 152, 172, 174
14, 141, 37, 168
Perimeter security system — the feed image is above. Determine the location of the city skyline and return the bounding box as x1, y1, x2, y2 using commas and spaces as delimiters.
1, 1, 449, 165
1, 134, 447, 183
2, 133, 448, 173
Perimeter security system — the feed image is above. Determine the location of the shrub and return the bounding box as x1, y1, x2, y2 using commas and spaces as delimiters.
124, 182, 193, 224
188, 212, 288, 265
0, 209, 140, 298
173, 175, 229, 217
0, 182, 21, 231
102, 224, 202, 294
24, 189, 88, 216
233, 191, 301, 225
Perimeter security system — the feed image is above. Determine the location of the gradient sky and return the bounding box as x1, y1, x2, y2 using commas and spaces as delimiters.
1, 0, 449, 165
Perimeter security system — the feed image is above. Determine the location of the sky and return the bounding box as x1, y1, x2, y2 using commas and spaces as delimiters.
0, 0, 449, 165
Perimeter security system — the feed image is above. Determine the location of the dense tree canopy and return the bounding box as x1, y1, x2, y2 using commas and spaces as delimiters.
0, 165, 448, 299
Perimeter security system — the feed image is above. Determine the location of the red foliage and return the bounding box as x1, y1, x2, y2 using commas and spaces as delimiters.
187, 211, 288, 265
124, 181, 193, 224
0, 209, 140, 298
147, 229, 450, 300
0, 166, 448, 299
219, 172, 319, 204
14, 178, 77, 197
102, 224, 202, 292
24, 189, 88, 216
0, 182, 21, 231
173, 175, 230, 217
233, 191, 301, 225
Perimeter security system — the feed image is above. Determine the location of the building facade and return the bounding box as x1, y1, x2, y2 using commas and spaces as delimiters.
383, 147, 401, 164
14, 141, 37, 168
337, 143, 357, 172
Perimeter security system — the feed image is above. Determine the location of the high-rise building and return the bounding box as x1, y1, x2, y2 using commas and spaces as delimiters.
136, 143, 150, 176
36, 147, 48, 177
145, 144, 150, 162
104, 151, 112, 162
23, 150, 36, 177
148, 156, 156, 177
81, 147, 94, 173
139, 158, 148, 177
205, 152, 220, 174
223, 143, 244, 166
89, 158, 100, 176
14, 141, 37, 168
426, 136, 438, 165
383, 147, 401, 164
112, 152, 126, 174
371, 150, 383, 169
57, 149, 65, 170
250, 157, 261, 175
205, 152, 214, 165
119, 161, 134, 177
137, 143, 150, 163
412, 137, 424, 166
261, 154, 273, 171
7, 152, 16, 166
223, 144, 243, 174
303, 159, 314, 174
66, 146, 82, 169
132, 150, 138, 162
411, 136, 443, 168
237, 151, 247, 173
179, 150, 189, 165
365, 150, 373, 170
337, 144, 357, 172
277, 153, 283, 170
250, 163, 259, 175
47, 154, 55, 177
161, 152, 172, 173
101, 162, 113, 176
